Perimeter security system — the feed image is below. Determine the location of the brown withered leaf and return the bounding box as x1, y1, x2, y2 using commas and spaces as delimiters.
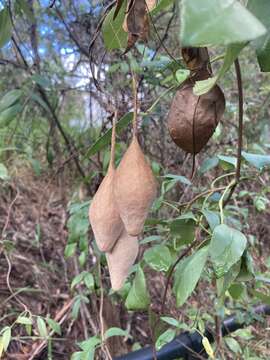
123, 0, 149, 53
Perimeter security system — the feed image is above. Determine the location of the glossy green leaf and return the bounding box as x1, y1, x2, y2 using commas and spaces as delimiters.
209, 224, 247, 277
144, 245, 172, 272
85, 112, 133, 158
180, 0, 266, 47
228, 283, 245, 300
242, 151, 270, 169
102, 3, 127, 50
0, 89, 22, 112
248, 0, 270, 72
125, 265, 150, 310
0, 8, 12, 48
161, 316, 180, 328
173, 246, 208, 307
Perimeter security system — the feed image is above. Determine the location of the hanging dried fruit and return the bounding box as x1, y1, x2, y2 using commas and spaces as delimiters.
106, 229, 138, 290
167, 78, 225, 154
114, 78, 157, 235
167, 47, 225, 154
89, 115, 123, 252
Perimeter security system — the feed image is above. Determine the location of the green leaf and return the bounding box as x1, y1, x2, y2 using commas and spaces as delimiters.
144, 245, 172, 272
2, 327, 11, 351
228, 283, 245, 300
140, 235, 162, 245
102, 2, 127, 50
155, 329, 176, 351
84, 273, 95, 290
72, 297, 81, 319
161, 316, 180, 328
0, 89, 22, 113
194, 43, 246, 95
242, 151, 270, 170
173, 246, 208, 307
64, 243, 77, 258
125, 265, 150, 310
218, 155, 237, 169
29, 92, 51, 113
0, 103, 22, 127
0, 8, 12, 48
104, 327, 128, 339
248, 0, 270, 72
162, 174, 192, 186
225, 337, 242, 354
16, 316, 33, 325
175, 69, 190, 84
151, 0, 174, 16
31, 74, 51, 89
199, 157, 219, 174
216, 261, 241, 299
209, 224, 247, 277
71, 272, 86, 289
71, 352, 83, 360
37, 317, 48, 338
85, 112, 133, 158
180, 0, 266, 47
46, 318, 61, 335
202, 209, 220, 231
0, 163, 9, 180
169, 218, 195, 247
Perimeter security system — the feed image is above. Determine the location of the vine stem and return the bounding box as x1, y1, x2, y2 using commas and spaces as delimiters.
132, 73, 138, 138
222, 58, 243, 208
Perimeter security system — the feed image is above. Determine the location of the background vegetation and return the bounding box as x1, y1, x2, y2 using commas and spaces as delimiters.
0, 0, 270, 359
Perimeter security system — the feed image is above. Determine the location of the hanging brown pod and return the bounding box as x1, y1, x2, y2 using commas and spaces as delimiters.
167, 78, 225, 154
114, 135, 157, 235
89, 116, 124, 252
106, 229, 138, 291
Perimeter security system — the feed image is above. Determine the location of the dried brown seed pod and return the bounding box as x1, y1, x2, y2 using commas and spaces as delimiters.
89, 116, 123, 252
114, 78, 157, 235
167, 79, 225, 154
114, 135, 157, 236
106, 229, 138, 291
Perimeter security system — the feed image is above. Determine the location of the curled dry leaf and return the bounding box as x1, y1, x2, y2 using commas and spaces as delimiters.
106, 228, 138, 290
122, 0, 150, 52
89, 117, 123, 252
114, 135, 157, 236
167, 77, 225, 154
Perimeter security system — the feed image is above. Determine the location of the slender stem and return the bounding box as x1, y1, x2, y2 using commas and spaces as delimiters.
223, 58, 243, 208
132, 73, 138, 138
